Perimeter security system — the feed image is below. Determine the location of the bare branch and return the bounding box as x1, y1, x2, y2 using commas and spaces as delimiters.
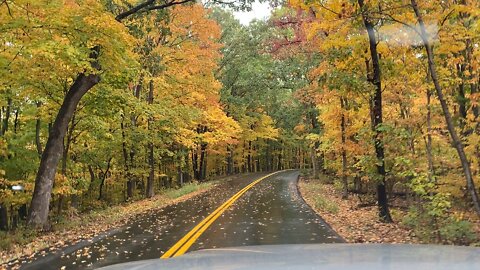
1, 0, 13, 17
115, 0, 195, 22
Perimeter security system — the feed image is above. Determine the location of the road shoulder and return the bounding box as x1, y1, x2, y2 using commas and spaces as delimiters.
1, 180, 218, 266
297, 175, 418, 244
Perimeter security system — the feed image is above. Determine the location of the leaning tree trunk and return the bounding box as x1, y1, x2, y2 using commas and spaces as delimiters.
27, 48, 100, 229
358, 0, 393, 222
411, 0, 480, 216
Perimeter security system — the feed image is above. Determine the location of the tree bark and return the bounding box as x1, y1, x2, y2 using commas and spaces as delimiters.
340, 97, 348, 199
426, 88, 435, 182
247, 141, 252, 173
411, 0, 480, 216
27, 48, 101, 229
1, 96, 11, 135
0, 204, 7, 231
146, 80, 155, 198
358, 0, 392, 222
120, 117, 133, 200
277, 150, 282, 171
192, 149, 199, 180
226, 145, 234, 175
87, 165, 96, 196
35, 103, 43, 157
200, 143, 207, 180
13, 109, 18, 134
98, 158, 112, 201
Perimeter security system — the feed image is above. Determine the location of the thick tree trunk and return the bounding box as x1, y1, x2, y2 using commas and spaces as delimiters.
358, 0, 392, 222
28, 48, 100, 229
411, 0, 480, 216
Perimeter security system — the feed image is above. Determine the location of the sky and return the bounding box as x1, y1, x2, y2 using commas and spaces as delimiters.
233, 1, 272, 25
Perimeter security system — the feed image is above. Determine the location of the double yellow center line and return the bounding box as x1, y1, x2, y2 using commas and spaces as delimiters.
161, 171, 282, 258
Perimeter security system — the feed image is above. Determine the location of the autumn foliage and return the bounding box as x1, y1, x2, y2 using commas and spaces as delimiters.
0, 0, 479, 246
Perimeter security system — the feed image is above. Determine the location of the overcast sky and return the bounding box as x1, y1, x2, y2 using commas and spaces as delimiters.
233, 2, 272, 25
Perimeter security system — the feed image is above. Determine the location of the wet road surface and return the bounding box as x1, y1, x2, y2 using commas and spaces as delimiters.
16, 170, 342, 269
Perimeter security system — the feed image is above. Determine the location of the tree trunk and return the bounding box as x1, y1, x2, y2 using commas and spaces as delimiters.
126, 78, 143, 199
310, 148, 317, 178
226, 145, 234, 175
13, 109, 18, 134
28, 55, 100, 229
98, 158, 112, 201
358, 0, 392, 222
247, 141, 252, 173
411, 0, 480, 216
35, 103, 43, 157
192, 149, 199, 180
278, 150, 282, 171
200, 143, 207, 180
120, 117, 133, 200
146, 80, 155, 198
426, 88, 435, 182
0, 204, 7, 231
87, 165, 96, 197
1, 96, 11, 135
176, 165, 183, 186
57, 107, 76, 215
340, 97, 348, 199
146, 138, 155, 198
456, 64, 467, 125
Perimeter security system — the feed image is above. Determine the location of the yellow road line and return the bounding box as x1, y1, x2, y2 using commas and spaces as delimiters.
161, 171, 284, 258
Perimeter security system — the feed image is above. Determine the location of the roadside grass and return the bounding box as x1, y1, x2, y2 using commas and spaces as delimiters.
164, 181, 214, 200
306, 181, 339, 214
314, 194, 339, 214
1, 180, 217, 264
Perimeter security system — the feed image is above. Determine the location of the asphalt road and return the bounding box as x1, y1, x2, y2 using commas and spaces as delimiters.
17, 170, 342, 269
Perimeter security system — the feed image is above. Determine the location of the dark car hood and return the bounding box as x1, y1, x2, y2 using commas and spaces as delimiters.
98, 243, 480, 270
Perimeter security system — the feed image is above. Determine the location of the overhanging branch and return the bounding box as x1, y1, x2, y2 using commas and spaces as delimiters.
115, 0, 195, 21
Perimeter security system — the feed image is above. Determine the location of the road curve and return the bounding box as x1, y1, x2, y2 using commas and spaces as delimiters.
17, 170, 342, 270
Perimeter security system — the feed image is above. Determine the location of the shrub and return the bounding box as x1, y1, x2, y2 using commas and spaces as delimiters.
402, 173, 477, 245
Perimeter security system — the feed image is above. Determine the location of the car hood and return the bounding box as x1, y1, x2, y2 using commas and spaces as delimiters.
98, 243, 480, 270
